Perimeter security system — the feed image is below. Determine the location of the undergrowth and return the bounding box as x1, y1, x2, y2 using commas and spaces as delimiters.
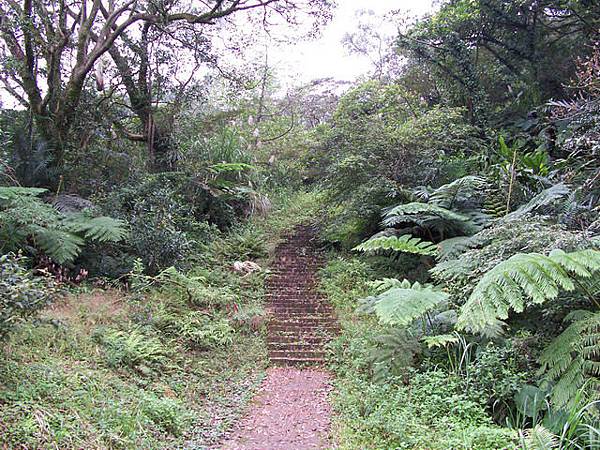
0, 190, 319, 449
320, 255, 520, 449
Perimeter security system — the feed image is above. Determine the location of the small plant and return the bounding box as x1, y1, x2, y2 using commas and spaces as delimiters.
213, 227, 268, 261
153, 307, 234, 350
0, 253, 58, 340
93, 327, 171, 369
142, 396, 189, 435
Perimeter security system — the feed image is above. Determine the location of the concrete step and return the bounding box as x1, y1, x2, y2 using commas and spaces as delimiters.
269, 350, 326, 359
269, 356, 326, 367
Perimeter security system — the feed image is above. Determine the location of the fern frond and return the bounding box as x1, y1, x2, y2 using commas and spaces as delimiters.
457, 249, 600, 335
522, 425, 559, 449
422, 333, 460, 348
539, 311, 600, 407
0, 186, 47, 202
383, 202, 470, 226
64, 214, 127, 243
370, 329, 420, 383
368, 278, 405, 292
34, 228, 85, 264
429, 175, 488, 209
437, 235, 485, 261
382, 202, 480, 235
353, 235, 437, 256
506, 183, 570, 219
430, 257, 476, 283
360, 280, 450, 326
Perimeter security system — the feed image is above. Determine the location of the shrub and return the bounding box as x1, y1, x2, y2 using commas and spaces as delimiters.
92, 327, 171, 369
0, 253, 58, 340
318, 257, 373, 311
333, 371, 518, 449
153, 308, 234, 350
468, 342, 532, 420
141, 396, 189, 435
98, 174, 227, 274
213, 227, 268, 262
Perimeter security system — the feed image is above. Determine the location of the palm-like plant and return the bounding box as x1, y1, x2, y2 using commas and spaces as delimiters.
0, 187, 127, 264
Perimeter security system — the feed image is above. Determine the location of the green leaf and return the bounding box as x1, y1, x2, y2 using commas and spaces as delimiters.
422, 333, 460, 348
382, 201, 480, 235
506, 183, 570, 219
360, 280, 450, 326
353, 235, 437, 256
64, 215, 127, 243
457, 249, 600, 335
0, 187, 47, 201
35, 228, 84, 264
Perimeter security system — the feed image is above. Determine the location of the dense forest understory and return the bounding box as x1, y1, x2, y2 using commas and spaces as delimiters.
1, 0, 600, 449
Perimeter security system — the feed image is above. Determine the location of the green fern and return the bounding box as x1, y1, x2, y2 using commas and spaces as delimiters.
437, 235, 485, 261
521, 425, 559, 449
64, 214, 127, 243
539, 310, 600, 407
0, 186, 127, 264
0, 186, 48, 200
370, 329, 420, 383
360, 279, 450, 326
35, 228, 85, 265
506, 183, 570, 219
422, 333, 460, 348
429, 175, 488, 209
368, 278, 405, 292
382, 202, 480, 235
353, 235, 437, 256
457, 249, 600, 335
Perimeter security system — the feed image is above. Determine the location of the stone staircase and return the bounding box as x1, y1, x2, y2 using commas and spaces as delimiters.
266, 225, 337, 366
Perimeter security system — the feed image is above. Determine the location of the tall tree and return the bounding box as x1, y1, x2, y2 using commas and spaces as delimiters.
396, 0, 600, 123
0, 0, 333, 177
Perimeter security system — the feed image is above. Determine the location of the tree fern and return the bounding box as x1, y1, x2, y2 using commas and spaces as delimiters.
360, 279, 450, 326
370, 329, 420, 382
506, 183, 570, 220
457, 249, 600, 335
382, 202, 480, 235
35, 228, 85, 265
0, 186, 47, 200
539, 310, 600, 407
353, 235, 437, 256
0, 186, 127, 264
428, 175, 488, 209
64, 214, 127, 243
437, 235, 485, 261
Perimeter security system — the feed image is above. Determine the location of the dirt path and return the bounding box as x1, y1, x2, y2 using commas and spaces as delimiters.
220, 226, 336, 449
220, 368, 332, 449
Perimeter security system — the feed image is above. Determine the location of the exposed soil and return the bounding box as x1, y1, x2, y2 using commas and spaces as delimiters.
44, 289, 127, 324
220, 225, 336, 449
220, 367, 333, 450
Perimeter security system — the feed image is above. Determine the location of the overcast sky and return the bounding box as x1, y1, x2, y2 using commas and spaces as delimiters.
0, 1, 436, 108
270, 0, 435, 86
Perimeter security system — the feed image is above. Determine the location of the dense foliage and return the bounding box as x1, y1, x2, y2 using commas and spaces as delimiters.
1, 0, 600, 448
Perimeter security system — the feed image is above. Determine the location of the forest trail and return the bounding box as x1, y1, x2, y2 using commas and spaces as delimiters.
220, 225, 336, 449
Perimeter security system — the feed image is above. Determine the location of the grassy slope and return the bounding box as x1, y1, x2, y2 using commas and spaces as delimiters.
0, 190, 322, 449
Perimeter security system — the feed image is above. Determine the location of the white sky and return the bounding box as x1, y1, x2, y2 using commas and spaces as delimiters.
270, 0, 435, 86
0, 1, 435, 108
